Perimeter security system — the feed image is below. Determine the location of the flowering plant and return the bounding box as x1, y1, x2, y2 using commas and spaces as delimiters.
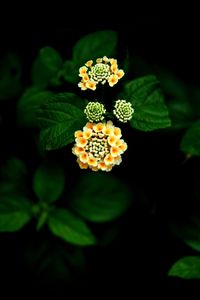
5, 30, 197, 287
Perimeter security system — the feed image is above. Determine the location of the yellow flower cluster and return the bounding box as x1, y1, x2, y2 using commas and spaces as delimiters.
78, 57, 125, 91
72, 121, 127, 172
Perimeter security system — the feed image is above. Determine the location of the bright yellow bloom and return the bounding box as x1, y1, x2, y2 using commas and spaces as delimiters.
72, 121, 127, 172
108, 74, 119, 87
78, 81, 87, 90
80, 152, 88, 163
83, 128, 93, 139
76, 137, 88, 147
86, 80, 96, 90
77, 158, 88, 169
116, 69, 125, 79
111, 63, 118, 73
96, 58, 103, 63
79, 66, 88, 77
85, 60, 93, 67
78, 57, 125, 91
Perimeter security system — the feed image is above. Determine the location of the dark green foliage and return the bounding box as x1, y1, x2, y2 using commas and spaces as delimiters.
73, 30, 117, 64
0, 53, 22, 100
18, 87, 53, 127
181, 120, 200, 156
168, 256, 200, 279
37, 93, 85, 150
48, 208, 96, 246
124, 75, 171, 131
33, 161, 65, 203
0, 196, 32, 231
171, 217, 200, 252
70, 173, 131, 222
63, 30, 117, 84
32, 47, 63, 88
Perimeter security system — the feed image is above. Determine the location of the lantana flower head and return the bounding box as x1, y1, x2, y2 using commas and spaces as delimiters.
78, 57, 125, 91
113, 100, 134, 123
72, 121, 127, 172
84, 101, 106, 122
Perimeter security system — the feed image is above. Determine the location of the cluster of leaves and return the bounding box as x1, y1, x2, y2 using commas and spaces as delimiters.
17, 30, 171, 152
0, 158, 131, 246
156, 71, 200, 279
6, 30, 200, 282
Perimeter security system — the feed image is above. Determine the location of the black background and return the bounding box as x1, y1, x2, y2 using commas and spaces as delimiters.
1, 13, 200, 295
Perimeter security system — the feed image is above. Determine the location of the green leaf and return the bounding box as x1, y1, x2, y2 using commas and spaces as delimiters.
167, 97, 194, 129
37, 94, 85, 150
48, 208, 96, 246
0, 157, 26, 182
62, 60, 78, 84
33, 162, 65, 203
18, 87, 53, 127
36, 211, 49, 231
168, 256, 200, 279
32, 47, 63, 88
0, 196, 32, 231
0, 158, 27, 196
0, 53, 22, 101
124, 75, 171, 131
181, 120, 200, 156
70, 173, 131, 223
171, 217, 200, 252
73, 30, 117, 64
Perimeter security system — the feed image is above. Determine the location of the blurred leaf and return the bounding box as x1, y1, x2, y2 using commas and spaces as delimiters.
0, 157, 26, 182
168, 256, 200, 279
63, 60, 78, 84
0, 53, 22, 100
0, 196, 32, 231
171, 217, 200, 252
157, 69, 189, 100
25, 240, 71, 282
36, 211, 49, 231
0, 182, 26, 196
70, 173, 131, 223
48, 208, 96, 246
33, 162, 65, 203
73, 30, 117, 64
0, 158, 27, 196
181, 120, 200, 156
37, 94, 85, 150
18, 87, 53, 127
32, 47, 63, 88
65, 248, 85, 270
124, 75, 171, 131
167, 97, 194, 129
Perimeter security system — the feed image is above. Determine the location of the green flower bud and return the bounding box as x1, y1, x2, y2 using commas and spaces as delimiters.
113, 100, 134, 123
84, 101, 106, 122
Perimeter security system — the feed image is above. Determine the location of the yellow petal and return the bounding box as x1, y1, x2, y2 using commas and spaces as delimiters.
76, 137, 88, 147
98, 161, 107, 171
93, 123, 104, 133
111, 146, 121, 157
107, 135, 117, 146
108, 74, 118, 87
74, 130, 83, 138
85, 60, 93, 67
87, 156, 98, 167
83, 128, 92, 139
80, 152, 88, 163
104, 154, 114, 165
113, 127, 122, 138
116, 69, 125, 79
86, 81, 97, 90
